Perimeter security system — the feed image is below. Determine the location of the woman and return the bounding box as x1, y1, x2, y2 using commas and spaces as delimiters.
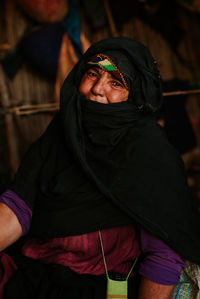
1, 37, 200, 298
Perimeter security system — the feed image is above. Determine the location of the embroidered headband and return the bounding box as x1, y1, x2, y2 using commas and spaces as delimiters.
88, 54, 129, 89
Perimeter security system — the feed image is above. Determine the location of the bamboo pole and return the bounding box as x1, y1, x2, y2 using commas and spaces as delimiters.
0, 88, 200, 116
0, 66, 19, 174
103, 0, 119, 37
163, 89, 200, 97
0, 0, 20, 174
0, 43, 11, 51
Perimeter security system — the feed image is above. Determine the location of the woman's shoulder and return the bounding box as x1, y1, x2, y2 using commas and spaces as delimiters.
36, 114, 64, 157
127, 117, 171, 149
125, 116, 184, 169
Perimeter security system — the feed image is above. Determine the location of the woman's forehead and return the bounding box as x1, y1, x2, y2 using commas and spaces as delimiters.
88, 66, 113, 77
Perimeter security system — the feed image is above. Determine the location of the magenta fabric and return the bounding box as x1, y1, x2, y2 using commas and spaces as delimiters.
139, 228, 186, 285
22, 226, 141, 275
0, 252, 17, 299
22, 226, 185, 284
0, 189, 185, 285
0, 190, 32, 236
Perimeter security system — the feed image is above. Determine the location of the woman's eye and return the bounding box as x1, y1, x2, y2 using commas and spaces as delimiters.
112, 81, 123, 87
87, 71, 97, 78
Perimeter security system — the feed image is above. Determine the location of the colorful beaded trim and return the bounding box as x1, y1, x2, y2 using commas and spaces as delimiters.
88, 54, 128, 89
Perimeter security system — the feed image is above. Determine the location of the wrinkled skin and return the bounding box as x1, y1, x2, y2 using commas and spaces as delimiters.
79, 67, 129, 104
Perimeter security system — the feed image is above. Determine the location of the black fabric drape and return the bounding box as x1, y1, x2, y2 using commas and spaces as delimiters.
10, 37, 200, 264
4, 256, 139, 299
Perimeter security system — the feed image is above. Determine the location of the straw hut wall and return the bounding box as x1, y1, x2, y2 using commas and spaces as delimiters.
0, 0, 200, 204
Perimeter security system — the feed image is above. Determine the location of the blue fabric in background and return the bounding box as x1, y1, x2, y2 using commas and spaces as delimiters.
62, 0, 82, 58
1, 0, 82, 79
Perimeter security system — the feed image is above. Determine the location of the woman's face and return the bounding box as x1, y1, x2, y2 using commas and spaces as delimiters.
79, 67, 129, 104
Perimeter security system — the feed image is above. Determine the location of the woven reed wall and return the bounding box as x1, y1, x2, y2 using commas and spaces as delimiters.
0, 0, 200, 191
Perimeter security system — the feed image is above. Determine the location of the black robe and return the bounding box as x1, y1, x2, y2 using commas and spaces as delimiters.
4, 37, 200, 299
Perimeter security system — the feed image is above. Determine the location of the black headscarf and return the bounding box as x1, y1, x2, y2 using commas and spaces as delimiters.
11, 37, 200, 263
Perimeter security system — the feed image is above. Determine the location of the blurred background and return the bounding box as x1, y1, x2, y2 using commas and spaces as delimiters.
0, 0, 200, 208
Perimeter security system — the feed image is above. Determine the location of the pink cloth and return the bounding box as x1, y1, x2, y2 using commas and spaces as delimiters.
0, 225, 185, 296
0, 190, 185, 287
22, 226, 140, 275
0, 252, 17, 299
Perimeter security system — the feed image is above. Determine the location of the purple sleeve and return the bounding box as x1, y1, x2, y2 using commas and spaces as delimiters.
0, 189, 32, 236
138, 227, 185, 285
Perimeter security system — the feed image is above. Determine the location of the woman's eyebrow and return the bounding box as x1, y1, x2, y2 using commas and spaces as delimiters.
88, 66, 105, 75
91, 66, 102, 74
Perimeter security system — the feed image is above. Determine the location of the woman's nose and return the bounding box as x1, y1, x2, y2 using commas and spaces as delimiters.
91, 77, 105, 96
